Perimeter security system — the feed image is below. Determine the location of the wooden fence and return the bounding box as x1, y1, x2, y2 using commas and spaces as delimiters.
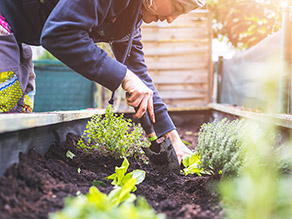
141, 8, 212, 109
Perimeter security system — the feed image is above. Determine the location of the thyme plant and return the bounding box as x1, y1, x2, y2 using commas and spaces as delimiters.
196, 118, 245, 178
78, 105, 150, 159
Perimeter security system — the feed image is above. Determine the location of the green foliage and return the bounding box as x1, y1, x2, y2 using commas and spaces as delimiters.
106, 157, 146, 192
50, 159, 164, 219
207, 0, 281, 49
219, 119, 292, 218
50, 186, 165, 219
66, 150, 76, 160
196, 118, 245, 178
182, 153, 204, 176
78, 105, 150, 159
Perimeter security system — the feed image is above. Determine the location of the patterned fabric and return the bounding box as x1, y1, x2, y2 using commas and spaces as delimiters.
0, 14, 34, 113
0, 71, 23, 113
22, 90, 35, 113
0, 71, 34, 113
0, 14, 11, 35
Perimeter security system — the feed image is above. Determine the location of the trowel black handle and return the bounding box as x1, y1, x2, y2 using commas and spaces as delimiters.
133, 106, 155, 137
139, 110, 156, 136
127, 92, 156, 138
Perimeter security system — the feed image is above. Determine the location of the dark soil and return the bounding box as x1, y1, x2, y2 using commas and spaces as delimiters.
0, 124, 223, 219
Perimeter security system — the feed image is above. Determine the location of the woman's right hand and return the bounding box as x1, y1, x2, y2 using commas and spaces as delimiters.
122, 69, 155, 123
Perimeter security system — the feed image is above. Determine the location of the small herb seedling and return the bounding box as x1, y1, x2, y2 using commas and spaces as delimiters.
182, 153, 205, 176
66, 150, 76, 159
106, 157, 145, 192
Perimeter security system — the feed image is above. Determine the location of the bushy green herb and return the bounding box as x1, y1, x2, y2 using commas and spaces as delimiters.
196, 118, 245, 178
219, 119, 292, 218
106, 157, 145, 192
78, 105, 150, 159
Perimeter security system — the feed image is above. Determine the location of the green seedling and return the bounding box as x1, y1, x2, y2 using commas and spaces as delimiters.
66, 150, 76, 159
182, 152, 205, 176
50, 157, 164, 219
106, 157, 145, 192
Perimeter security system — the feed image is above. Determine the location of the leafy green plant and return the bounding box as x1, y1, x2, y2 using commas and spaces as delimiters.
106, 157, 145, 192
78, 105, 150, 159
66, 150, 76, 160
219, 119, 292, 218
50, 158, 164, 219
50, 185, 165, 219
182, 152, 204, 176
196, 118, 245, 178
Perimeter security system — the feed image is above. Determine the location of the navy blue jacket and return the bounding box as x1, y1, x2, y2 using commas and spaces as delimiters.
0, 0, 175, 137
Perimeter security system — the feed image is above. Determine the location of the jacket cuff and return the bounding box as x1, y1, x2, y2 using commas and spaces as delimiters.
153, 110, 176, 138
99, 56, 127, 92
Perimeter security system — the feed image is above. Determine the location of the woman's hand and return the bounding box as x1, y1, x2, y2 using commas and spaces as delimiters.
122, 69, 155, 123
164, 129, 192, 164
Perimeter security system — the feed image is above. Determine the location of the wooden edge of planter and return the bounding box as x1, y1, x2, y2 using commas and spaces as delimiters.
209, 103, 292, 129
117, 106, 211, 114
0, 108, 105, 134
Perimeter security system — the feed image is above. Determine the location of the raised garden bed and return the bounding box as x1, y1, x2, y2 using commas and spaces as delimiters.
0, 109, 224, 219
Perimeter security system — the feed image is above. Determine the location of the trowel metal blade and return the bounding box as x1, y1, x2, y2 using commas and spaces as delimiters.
143, 137, 180, 175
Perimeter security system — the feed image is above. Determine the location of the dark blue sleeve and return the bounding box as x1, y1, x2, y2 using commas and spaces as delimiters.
40, 0, 127, 92
111, 28, 176, 137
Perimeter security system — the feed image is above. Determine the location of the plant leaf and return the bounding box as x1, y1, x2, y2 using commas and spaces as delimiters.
66, 150, 76, 159
92, 180, 107, 187
182, 153, 204, 176
131, 170, 146, 185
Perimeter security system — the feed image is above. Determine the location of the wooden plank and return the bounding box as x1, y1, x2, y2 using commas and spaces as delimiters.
143, 41, 210, 49
207, 12, 213, 103
142, 10, 209, 28
156, 83, 209, 90
145, 62, 208, 70
145, 55, 209, 66
0, 109, 105, 133
143, 47, 209, 57
143, 40, 210, 53
209, 103, 292, 129
149, 71, 208, 84
142, 38, 210, 43
158, 90, 207, 99
141, 28, 209, 41
164, 99, 209, 108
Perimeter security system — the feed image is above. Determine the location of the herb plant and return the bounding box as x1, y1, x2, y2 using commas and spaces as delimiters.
78, 105, 150, 159
196, 118, 245, 178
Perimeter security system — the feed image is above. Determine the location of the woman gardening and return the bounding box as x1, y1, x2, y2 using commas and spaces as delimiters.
0, 0, 205, 163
